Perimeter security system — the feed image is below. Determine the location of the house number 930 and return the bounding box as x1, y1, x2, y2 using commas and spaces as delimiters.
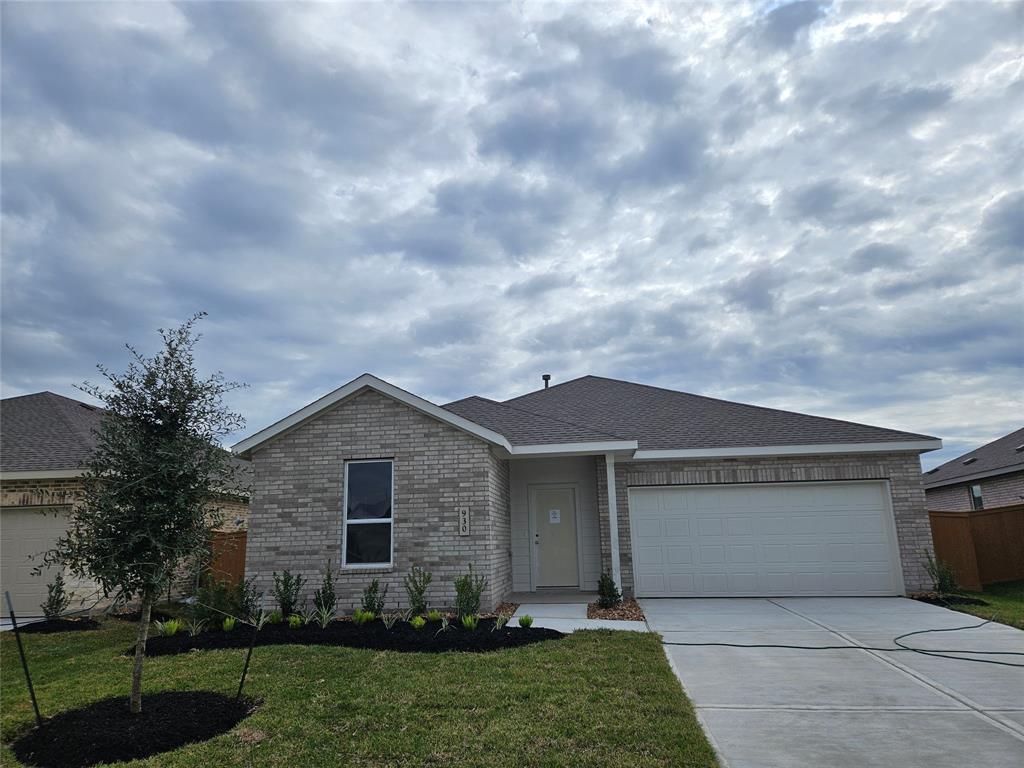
458, 506, 470, 536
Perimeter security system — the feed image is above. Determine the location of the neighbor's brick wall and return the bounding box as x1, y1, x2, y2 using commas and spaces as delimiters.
595, 452, 933, 595
925, 471, 1024, 512
246, 389, 511, 613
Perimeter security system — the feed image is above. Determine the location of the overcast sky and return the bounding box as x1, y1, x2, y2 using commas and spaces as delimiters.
2, 1, 1021, 469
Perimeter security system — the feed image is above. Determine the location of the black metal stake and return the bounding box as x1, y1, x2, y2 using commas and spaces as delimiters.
235, 622, 259, 701
5, 591, 43, 726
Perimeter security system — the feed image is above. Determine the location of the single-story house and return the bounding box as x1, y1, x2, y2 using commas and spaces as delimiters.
234, 374, 942, 612
923, 426, 1024, 511
0, 391, 251, 618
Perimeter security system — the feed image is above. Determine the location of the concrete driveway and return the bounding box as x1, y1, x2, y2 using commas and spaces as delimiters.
643, 597, 1024, 768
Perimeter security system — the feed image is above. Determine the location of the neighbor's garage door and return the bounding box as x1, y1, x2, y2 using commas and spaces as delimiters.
628, 482, 902, 597
1, 507, 69, 618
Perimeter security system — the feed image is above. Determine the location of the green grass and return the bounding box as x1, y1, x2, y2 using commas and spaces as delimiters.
1, 621, 717, 767
952, 580, 1024, 629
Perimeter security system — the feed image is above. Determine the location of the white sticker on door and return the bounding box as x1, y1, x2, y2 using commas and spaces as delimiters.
548, 509, 561, 524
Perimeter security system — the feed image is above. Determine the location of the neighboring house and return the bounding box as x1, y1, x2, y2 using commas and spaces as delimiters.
0, 392, 251, 618
923, 427, 1024, 512
234, 374, 942, 612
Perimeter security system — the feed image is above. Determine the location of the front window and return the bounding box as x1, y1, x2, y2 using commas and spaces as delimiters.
343, 460, 393, 566
969, 484, 984, 511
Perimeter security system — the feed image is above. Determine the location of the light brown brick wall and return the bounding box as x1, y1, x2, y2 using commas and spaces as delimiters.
595, 451, 933, 595
246, 389, 512, 613
925, 471, 1024, 512
0, 477, 83, 508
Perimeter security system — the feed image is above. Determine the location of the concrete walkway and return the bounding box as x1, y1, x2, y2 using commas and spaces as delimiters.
644, 597, 1024, 768
509, 602, 648, 633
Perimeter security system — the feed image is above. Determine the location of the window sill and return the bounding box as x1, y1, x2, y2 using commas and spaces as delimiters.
341, 565, 394, 573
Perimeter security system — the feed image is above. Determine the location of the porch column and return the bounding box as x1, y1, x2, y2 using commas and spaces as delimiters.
605, 452, 622, 590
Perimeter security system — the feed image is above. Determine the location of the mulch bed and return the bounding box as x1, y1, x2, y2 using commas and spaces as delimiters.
139, 617, 562, 656
10, 691, 256, 768
587, 598, 646, 621
911, 593, 990, 607
18, 618, 101, 635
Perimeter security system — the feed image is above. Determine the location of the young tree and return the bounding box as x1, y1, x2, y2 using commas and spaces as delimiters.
46, 313, 244, 713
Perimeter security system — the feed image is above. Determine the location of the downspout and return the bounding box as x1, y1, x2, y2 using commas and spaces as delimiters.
605, 452, 622, 591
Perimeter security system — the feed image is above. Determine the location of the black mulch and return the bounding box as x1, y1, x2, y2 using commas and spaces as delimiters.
913, 594, 990, 607
140, 617, 563, 656
10, 691, 256, 768
18, 618, 100, 635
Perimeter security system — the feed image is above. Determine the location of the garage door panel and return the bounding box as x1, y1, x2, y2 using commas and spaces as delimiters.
2, 506, 71, 618
628, 482, 900, 597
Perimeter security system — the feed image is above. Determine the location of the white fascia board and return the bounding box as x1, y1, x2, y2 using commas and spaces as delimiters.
922, 462, 1024, 490
508, 440, 639, 458
0, 469, 84, 481
629, 439, 943, 461
232, 373, 512, 456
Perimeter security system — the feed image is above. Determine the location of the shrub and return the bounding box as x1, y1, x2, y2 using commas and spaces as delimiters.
314, 604, 334, 630
461, 614, 479, 631
288, 614, 303, 629
352, 608, 375, 626
235, 577, 262, 623
436, 616, 450, 635
271, 570, 306, 616
453, 564, 487, 617
381, 612, 400, 630
222, 616, 236, 632
426, 609, 443, 622
404, 566, 433, 615
597, 572, 622, 609
313, 562, 337, 616
267, 610, 283, 625
41, 572, 71, 620
186, 617, 208, 637
155, 618, 183, 636
361, 579, 388, 614
518, 615, 533, 628
192, 575, 261, 624
492, 613, 510, 631
410, 615, 426, 630
923, 549, 958, 596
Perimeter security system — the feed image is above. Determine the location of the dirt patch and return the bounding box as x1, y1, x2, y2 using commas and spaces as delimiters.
587, 599, 646, 622
18, 618, 101, 635
10, 691, 256, 768
910, 593, 990, 607
492, 602, 520, 617
140, 617, 562, 656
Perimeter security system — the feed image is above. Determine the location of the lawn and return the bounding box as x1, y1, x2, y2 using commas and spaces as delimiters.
953, 580, 1024, 630
1, 621, 717, 767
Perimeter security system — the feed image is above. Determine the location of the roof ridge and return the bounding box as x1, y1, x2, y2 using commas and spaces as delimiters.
516, 374, 934, 441
503, 374, 597, 402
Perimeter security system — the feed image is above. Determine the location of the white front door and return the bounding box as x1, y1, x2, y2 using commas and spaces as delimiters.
628, 481, 903, 597
532, 486, 579, 588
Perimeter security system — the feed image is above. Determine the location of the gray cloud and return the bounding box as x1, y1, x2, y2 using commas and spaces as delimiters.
846, 243, 911, 274
782, 180, 894, 227
754, 1, 829, 49
978, 190, 1024, 264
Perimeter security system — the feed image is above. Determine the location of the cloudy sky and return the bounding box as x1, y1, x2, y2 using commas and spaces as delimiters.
2, 1, 1022, 468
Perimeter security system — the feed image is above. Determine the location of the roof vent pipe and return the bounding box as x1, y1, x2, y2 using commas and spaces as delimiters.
542, 374, 551, 389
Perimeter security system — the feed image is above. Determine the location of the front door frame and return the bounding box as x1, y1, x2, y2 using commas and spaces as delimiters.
527, 482, 584, 591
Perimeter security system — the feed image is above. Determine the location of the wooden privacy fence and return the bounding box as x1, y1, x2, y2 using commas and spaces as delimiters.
209, 530, 247, 587
928, 503, 1024, 592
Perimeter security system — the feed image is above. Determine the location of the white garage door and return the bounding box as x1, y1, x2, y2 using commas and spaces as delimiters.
1, 507, 69, 619
628, 482, 902, 597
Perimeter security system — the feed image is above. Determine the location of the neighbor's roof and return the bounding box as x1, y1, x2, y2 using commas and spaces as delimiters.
1, 391, 252, 489
922, 426, 1024, 489
477, 376, 938, 453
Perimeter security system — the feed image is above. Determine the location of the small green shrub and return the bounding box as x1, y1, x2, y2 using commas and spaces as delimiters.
410, 615, 426, 630
313, 562, 337, 615
403, 566, 432, 615
267, 610, 283, 625
597, 571, 622, 609
492, 613, 510, 631
381, 612, 400, 630
222, 616, 236, 632
314, 604, 334, 630
435, 615, 450, 635
41, 572, 71, 620
518, 615, 533, 628
461, 614, 479, 631
155, 618, 183, 636
288, 614, 303, 629
923, 549, 958, 596
361, 579, 388, 614
186, 617, 208, 637
426, 609, 443, 622
352, 608, 375, 626
271, 570, 306, 616
453, 564, 487, 617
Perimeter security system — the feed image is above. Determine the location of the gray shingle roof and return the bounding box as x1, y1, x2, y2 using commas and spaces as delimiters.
442, 396, 625, 445
490, 375, 936, 450
1, 392, 253, 492
922, 426, 1024, 487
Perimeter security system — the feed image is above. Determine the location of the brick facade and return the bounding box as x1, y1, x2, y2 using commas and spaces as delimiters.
246, 390, 512, 613
595, 451, 933, 594
925, 470, 1024, 512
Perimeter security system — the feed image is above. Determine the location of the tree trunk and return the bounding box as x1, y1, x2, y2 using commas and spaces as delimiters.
130, 594, 153, 714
